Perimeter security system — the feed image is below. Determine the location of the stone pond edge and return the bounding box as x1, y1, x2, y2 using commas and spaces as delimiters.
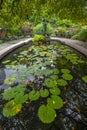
0, 37, 87, 60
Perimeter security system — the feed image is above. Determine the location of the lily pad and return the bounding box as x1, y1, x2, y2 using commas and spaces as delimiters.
29, 90, 40, 101
47, 95, 63, 109
82, 75, 87, 83
38, 105, 56, 124
3, 85, 26, 100
44, 78, 57, 88
3, 100, 22, 117
14, 93, 28, 104
40, 89, 49, 98
61, 69, 70, 74
62, 73, 73, 81
50, 88, 61, 95
57, 79, 67, 86
4, 77, 16, 85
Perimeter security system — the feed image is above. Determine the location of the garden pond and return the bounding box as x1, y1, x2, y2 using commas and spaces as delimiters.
0, 42, 87, 130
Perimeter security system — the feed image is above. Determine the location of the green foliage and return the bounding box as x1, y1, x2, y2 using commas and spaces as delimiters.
40, 89, 49, 98
3, 100, 22, 117
32, 34, 45, 45
44, 78, 57, 88
3, 85, 26, 100
57, 79, 67, 86
61, 69, 70, 74
47, 95, 63, 109
62, 73, 73, 81
29, 90, 40, 101
72, 29, 87, 41
33, 23, 54, 36
38, 105, 56, 124
57, 18, 75, 27
50, 88, 61, 95
82, 75, 87, 83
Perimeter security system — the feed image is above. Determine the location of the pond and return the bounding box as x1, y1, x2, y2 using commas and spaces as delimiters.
0, 42, 87, 130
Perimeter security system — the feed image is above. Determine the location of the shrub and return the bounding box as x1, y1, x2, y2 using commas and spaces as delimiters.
33, 23, 54, 36
32, 34, 45, 45
72, 29, 87, 42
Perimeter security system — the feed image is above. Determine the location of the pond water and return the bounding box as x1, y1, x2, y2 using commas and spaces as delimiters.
0, 42, 87, 130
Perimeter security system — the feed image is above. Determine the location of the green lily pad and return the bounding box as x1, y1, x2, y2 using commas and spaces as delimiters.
14, 93, 28, 104
4, 77, 16, 85
57, 79, 67, 86
62, 73, 73, 80
50, 88, 61, 95
3, 85, 26, 100
40, 89, 49, 98
47, 95, 63, 109
29, 90, 40, 101
82, 75, 87, 83
44, 78, 57, 88
61, 69, 70, 74
3, 100, 22, 117
38, 105, 56, 124
50, 75, 58, 80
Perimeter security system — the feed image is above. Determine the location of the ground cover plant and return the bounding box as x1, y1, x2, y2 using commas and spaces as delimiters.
0, 41, 87, 130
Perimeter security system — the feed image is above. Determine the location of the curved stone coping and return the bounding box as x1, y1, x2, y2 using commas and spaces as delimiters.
50, 37, 87, 57
0, 38, 32, 60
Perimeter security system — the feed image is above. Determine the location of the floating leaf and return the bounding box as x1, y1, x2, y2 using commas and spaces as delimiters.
14, 93, 28, 104
57, 79, 67, 86
47, 95, 63, 109
61, 69, 70, 74
38, 105, 56, 124
40, 89, 49, 98
82, 75, 87, 83
62, 73, 73, 80
29, 90, 40, 101
4, 77, 16, 85
44, 78, 57, 88
3, 85, 26, 100
50, 75, 58, 80
3, 100, 22, 117
50, 88, 61, 95
2, 60, 10, 64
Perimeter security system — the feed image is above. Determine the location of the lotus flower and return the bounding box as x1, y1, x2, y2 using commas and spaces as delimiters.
25, 79, 30, 85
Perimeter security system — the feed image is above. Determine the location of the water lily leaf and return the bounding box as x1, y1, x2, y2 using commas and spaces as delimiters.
3, 85, 26, 100
47, 96, 63, 109
2, 60, 11, 64
82, 75, 87, 83
61, 69, 70, 74
29, 90, 40, 101
14, 93, 28, 104
3, 100, 22, 117
57, 79, 67, 86
40, 89, 49, 98
38, 105, 56, 124
50, 88, 61, 95
4, 77, 16, 85
53, 69, 59, 74
44, 78, 57, 88
62, 73, 73, 80
50, 75, 58, 80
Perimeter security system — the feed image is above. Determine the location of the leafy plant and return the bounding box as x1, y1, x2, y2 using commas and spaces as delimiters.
32, 34, 45, 45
